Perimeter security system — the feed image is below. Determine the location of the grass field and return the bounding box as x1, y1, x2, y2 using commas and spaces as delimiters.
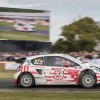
0, 22, 12, 27
0, 71, 15, 79
0, 92, 100, 100
34, 25, 49, 30
0, 30, 49, 41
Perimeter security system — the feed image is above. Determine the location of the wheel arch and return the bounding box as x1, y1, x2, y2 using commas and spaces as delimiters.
18, 72, 35, 85
78, 69, 96, 83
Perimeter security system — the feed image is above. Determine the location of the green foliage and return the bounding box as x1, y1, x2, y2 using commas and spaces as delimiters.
52, 39, 65, 53
53, 17, 100, 52
0, 7, 46, 13
52, 39, 78, 53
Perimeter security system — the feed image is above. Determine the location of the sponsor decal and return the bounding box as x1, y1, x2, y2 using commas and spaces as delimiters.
34, 59, 44, 65
54, 68, 64, 80
23, 65, 29, 71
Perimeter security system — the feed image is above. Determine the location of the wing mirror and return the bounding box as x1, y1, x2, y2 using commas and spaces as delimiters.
64, 63, 69, 68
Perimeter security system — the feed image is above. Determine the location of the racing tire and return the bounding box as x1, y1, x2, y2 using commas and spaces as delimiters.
19, 73, 35, 88
12, 27, 16, 31
80, 73, 96, 88
24, 28, 28, 32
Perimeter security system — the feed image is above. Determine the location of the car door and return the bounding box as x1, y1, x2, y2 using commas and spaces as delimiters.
31, 57, 47, 84
44, 56, 79, 85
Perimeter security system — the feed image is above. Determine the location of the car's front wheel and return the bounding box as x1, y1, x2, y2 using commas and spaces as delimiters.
19, 73, 35, 88
80, 73, 96, 88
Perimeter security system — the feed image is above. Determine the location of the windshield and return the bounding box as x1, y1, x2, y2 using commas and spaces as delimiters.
63, 54, 83, 65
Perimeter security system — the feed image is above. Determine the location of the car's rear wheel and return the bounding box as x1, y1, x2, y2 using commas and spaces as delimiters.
19, 73, 35, 88
13, 27, 16, 31
24, 28, 28, 32
80, 73, 96, 88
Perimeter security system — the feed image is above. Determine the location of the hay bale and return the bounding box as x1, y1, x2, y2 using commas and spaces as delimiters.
0, 62, 5, 71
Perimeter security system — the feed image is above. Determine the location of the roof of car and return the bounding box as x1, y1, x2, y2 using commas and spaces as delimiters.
26, 53, 83, 64
27, 54, 64, 59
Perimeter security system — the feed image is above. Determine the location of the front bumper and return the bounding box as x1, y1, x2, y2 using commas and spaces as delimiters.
96, 73, 100, 83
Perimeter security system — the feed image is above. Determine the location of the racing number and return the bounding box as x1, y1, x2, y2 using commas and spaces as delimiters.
34, 59, 41, 64
54, 68, 64, 80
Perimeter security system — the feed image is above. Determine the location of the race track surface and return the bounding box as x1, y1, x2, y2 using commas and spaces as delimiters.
0, 26, 49, 35
1, 79, 100, 92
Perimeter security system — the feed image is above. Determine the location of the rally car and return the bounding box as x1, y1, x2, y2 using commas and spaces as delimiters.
13, 21, 35, 32
13, 54, 100, 88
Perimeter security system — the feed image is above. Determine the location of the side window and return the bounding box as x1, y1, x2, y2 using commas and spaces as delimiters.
64, 59, 79, 67
45, 56, 56, 66
45, 56, 79, 67
18, 23, 24, 26
31, 57, 45, 65
45, 56, 66, 67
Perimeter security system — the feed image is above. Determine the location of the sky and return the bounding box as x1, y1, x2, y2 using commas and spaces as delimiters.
0, 0, 100, 43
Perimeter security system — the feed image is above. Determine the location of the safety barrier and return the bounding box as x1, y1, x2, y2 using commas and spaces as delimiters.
0, 61, 19, 71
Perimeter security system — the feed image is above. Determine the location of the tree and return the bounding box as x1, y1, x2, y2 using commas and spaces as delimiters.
53, 17, 100, 52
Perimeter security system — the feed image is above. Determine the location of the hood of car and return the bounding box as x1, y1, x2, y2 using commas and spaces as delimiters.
81, 62, 100, 72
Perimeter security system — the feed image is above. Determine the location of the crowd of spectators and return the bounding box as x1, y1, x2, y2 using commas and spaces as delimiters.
0, 51, 100, 61
68, 51, 100, 60
0, 51, 40, 61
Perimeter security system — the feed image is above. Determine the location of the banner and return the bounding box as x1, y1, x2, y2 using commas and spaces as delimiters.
5, 62, 20, 70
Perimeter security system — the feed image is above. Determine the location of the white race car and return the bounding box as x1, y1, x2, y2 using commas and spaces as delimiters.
13, 22, 35, 32
13, 54, 100, 88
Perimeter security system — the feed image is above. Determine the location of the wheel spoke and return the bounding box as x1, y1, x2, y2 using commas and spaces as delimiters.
20, 74, 33, 87
82, 74, 94, 87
